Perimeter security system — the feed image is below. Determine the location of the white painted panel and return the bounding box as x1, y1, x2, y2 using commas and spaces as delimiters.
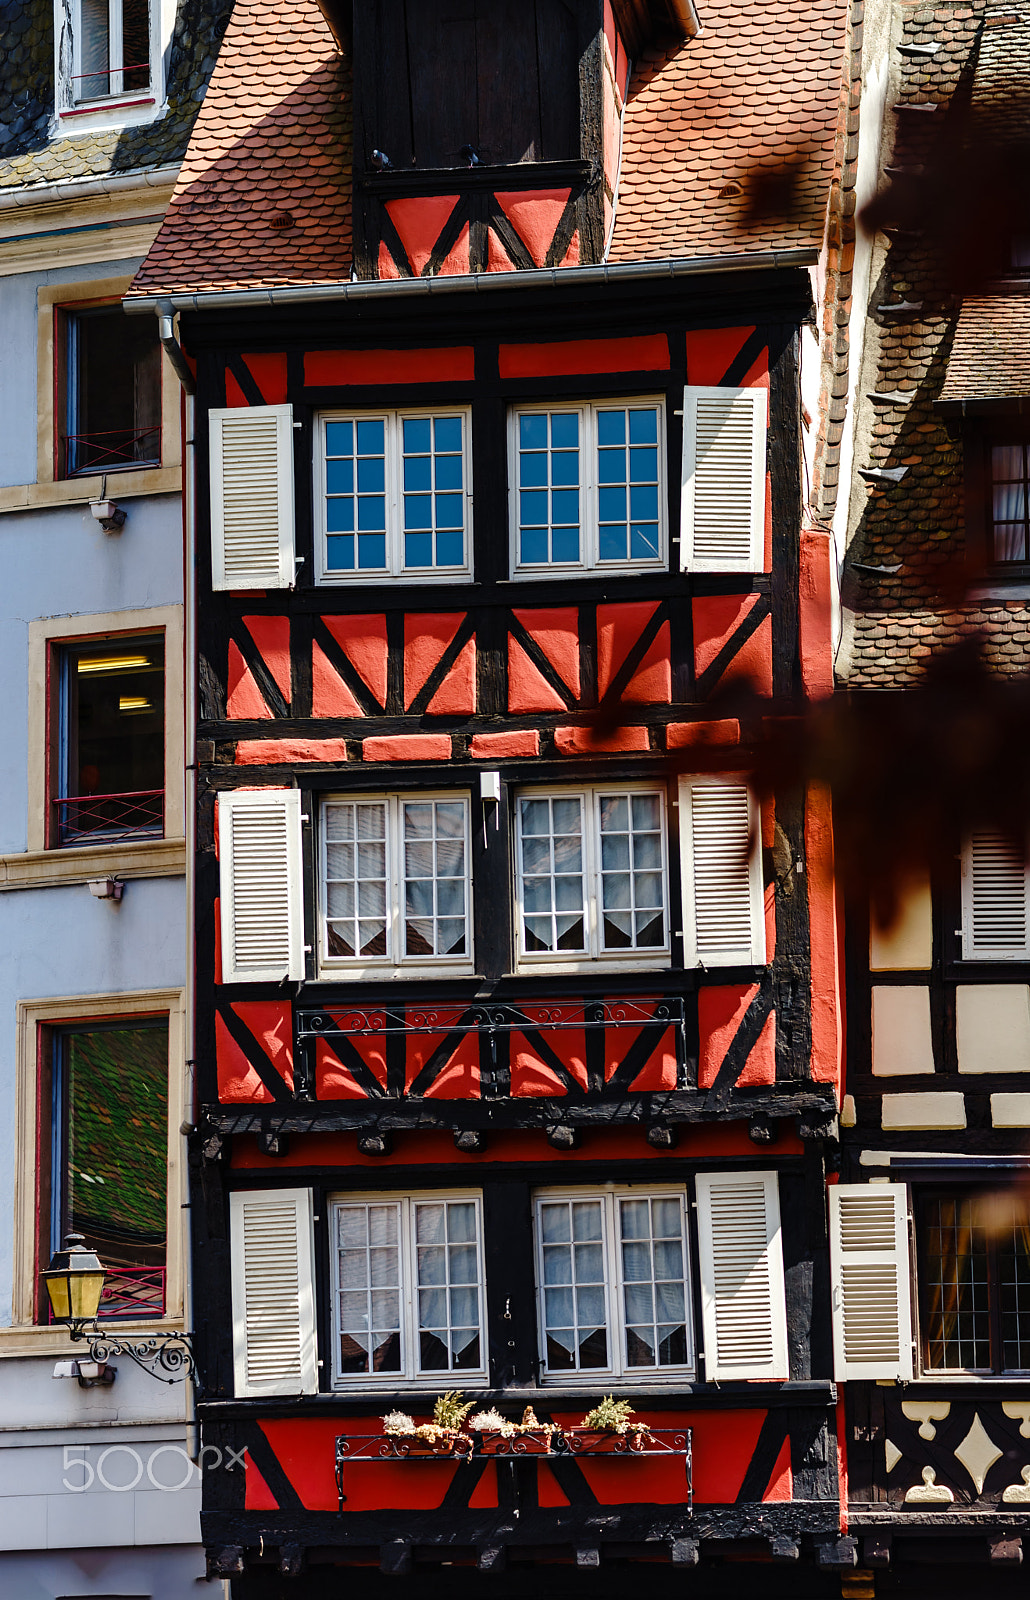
695, 1170, 788, 1380
679, 776, 765, 967
829, 1184, 912, 1381
210, 404, 295, 590
230, 1187, 318, 1398
869, 874, 933, 970
881, 1092, 966, 1131
992, 1094, 1030, 1127
219, 789, 304, 983
956, 984, 1030, 1073
871, 986, 935, 1076
681, 386, 766, 572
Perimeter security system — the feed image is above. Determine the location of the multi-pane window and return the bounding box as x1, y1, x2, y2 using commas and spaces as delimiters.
71, 0, 151, 102
917, 1190, 1030, 1374
534, 1189, 693, 1380
988, 441, 1030, 564
318, 410, 471, 580
321, 794, 472, 972
510, 399, 665, 574
61, 304, 161, 478
515, 786, 668, 966
52, 634, 165, 846
45, 1020, 169, 1321
330, 1194, 486, 1386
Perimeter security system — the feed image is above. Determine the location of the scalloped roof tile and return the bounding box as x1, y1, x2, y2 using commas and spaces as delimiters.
130, 0, 848, 296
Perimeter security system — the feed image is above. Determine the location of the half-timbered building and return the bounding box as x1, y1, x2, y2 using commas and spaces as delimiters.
126, 0, 858, 1592
834, 2, 1030, 1593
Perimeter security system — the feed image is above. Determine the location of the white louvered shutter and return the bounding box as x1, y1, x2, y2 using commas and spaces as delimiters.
679, 776, 765, 967
681, 385, 767, 572
696, 1170, 788, 1380
219, 789, 304, 983
961, 829, 1030, 960
210, 404, 295, 589
230, 1188, 318, 1397
829, 1184, 913, 1381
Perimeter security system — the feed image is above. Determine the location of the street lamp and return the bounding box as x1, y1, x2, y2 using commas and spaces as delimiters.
40, 1234, 106, 1330
41, 1234, 198, 1387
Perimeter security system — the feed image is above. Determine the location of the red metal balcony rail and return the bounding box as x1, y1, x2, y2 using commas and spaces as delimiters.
54, 789, 163, 846
49, 1266, 166, 1324
65, 424, 160, 477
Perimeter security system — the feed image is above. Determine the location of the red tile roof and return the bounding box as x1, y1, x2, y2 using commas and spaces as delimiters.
610, 2, 849, 262
938, 294, 1030, 403
130, 0, 848, 297
130, 0, 352, 296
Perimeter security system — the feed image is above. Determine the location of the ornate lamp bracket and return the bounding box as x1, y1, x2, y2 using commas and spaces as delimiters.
71, 1322, 199, 1386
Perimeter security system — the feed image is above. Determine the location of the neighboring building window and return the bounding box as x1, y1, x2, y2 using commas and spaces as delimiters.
514, 786, 668, 968
330, 1193, 487, 1386
52, 634, 164, 847
534, 1188, 694, 1381
43, 1019, 169, 1321
321, 794, 472, 973
60, 303, 161, 478
917, 1190, 1030, 1374
316, 410, 471, 582
960, 828, 1030, 960
73, 0, 151, 101
509, 400, 665, 575
988, 441, 1030, 564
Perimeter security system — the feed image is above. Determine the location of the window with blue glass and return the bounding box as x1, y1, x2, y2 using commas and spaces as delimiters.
318, 410, 471, 582
510, 399, 665, 575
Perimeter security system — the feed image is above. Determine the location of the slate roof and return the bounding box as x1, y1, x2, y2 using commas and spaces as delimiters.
0, 0, 232, 193
129, 0, 849, 297
938, 294, 1030, 403
841, 2, 1030, 690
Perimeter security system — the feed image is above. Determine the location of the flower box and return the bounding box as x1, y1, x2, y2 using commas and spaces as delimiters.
560, 1426, 651, 1454
473, 1428, 557, 1456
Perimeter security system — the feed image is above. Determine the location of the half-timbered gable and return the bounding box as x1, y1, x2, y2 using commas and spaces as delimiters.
129, 0, 857, 1591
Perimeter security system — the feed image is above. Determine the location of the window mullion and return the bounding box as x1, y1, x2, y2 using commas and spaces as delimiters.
402, 1197, 416, 1382
390, 797, 402, 967
987, 1222, 1004, 1375
588, 790, 601, 960
606, 1192, 623, 1379
389, 414, 401, 578
109, 0, 124, 96
584, 406, 597, 570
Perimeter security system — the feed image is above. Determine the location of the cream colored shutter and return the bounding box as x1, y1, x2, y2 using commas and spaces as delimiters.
219, 789, 304, 983
961, 829, 1030, 960
230, 1188, 318, 1397
696, 1170, 788, 1380
210, 404, 295, 589
679, 776, 765, 967
829, 1183, 912, 1381
681, 386, 766, 572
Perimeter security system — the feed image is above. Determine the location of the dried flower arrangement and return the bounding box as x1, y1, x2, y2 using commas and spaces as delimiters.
579, 1396, 651, 1439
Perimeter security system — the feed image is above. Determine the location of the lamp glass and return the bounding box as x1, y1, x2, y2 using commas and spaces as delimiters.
42, 1236, 106, 1325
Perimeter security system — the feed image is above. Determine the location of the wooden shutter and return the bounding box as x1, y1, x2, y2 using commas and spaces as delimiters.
961, 829, 1030, 960
219, 789, 304, 983
210, 404, 295, 590
680, 385, 766, 572
829, 1184, 913, 1381
230, 1188, 317, 1397
696, 1170, 788, 1380
679, 776, 765, 967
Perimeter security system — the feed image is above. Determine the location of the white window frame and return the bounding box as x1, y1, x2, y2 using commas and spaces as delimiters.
508, 396, 667, 578
319, 792, 475, 979
314, 407, 473, 585
329, 1189, 489, 1391
533, 1185, 696, 1386
55, 0, 172, 132
514, 783, 671, 975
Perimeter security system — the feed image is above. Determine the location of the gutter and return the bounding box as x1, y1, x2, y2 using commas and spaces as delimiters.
123, 247, 819, 316
159, 309, 196, 395
0, 162, 180, 214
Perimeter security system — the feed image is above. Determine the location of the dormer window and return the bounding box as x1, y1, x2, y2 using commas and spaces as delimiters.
356, 0, 580, 172
55, 0, 167, 129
